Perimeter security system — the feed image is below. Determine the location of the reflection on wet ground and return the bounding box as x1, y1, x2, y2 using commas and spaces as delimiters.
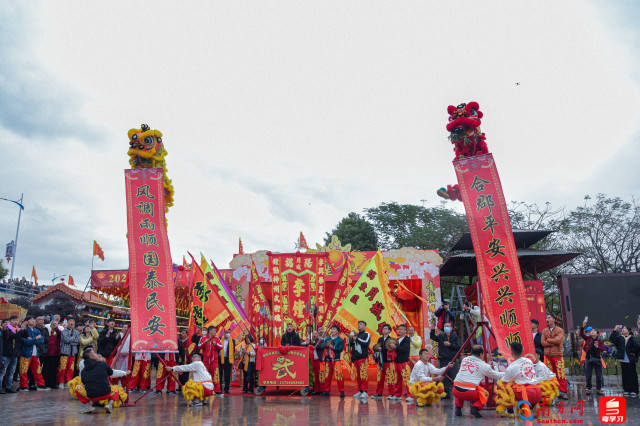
2, 380, 638, 425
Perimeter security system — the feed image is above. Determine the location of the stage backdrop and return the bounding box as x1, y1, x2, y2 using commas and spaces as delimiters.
125, 168, 177, 352
454, 154, 534, 360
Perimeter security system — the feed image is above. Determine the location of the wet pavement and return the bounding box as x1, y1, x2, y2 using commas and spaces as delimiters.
0, 381, 638, 425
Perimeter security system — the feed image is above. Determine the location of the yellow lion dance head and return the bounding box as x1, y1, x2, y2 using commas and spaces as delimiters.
127, 123, 174, 212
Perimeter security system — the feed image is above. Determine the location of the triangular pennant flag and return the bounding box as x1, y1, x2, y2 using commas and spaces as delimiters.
93, 240, 105, 261
68, 275, 75, 286
332, 250, 398, 342
299, 232, 309, 250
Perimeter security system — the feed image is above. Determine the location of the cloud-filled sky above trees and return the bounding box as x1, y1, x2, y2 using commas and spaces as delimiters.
1, 0, 639, 285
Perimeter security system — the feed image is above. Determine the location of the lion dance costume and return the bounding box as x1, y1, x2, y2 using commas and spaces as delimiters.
437, 101, 489, 201
127, 123, 174, 212
408, 358, 447, 406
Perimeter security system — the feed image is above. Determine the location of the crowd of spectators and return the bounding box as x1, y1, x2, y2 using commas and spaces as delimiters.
0, 314, 128, 393
0, 278, 42, 297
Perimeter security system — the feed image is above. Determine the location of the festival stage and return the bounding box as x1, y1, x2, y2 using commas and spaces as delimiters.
2, 381, 624, 425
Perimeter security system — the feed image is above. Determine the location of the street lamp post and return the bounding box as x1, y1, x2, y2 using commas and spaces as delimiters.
1, 193, 24, 280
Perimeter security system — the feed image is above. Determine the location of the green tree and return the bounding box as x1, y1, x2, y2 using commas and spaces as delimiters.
364, 202, 467, 252
0, 259, 8, 280
325, 212, 378, 251
558, 194, 640, 274
9, 295, 32, 310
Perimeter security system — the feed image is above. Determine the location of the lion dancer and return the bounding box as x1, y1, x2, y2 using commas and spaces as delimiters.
500, 342, 543, 418
318, 325, 345, 397
349, 321, 370, 399
394, 324, 413, 403
127, 352, 151, 391
372, 324, 397, 400
308, 327, 324, 395
198, 325, 223, 396
155, 353, 178, 394
453, 345, 504, 418
78, 347, 129, 414
169, 353, 214, 406
541, 315, 568, 399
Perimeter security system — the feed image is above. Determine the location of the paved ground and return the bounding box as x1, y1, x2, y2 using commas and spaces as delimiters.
1, 379, 638, 425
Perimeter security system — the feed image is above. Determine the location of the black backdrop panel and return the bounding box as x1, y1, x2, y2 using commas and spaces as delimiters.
566, 274, 640, 330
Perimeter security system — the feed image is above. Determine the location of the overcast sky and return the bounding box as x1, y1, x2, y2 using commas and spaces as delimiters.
1, 1, 639, 286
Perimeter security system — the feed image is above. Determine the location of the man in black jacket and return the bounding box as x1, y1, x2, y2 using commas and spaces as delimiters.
79, 347, 127, 414
280, 323, 301, 346
97, 320, 120, 359
0, 316, 19, 393
350, 321, 370, 399
430, 321, 460, 399
372, 324, 394, 400
531, 319, 544, 362
394, 324, 412, 402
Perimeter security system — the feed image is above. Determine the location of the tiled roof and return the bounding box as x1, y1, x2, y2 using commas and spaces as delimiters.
32, 283, 111, 306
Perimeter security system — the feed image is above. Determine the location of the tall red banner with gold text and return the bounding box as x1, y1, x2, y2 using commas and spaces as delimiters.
267, 252, 328, 340
454, 154, 534, 360
125, 168, 177, 352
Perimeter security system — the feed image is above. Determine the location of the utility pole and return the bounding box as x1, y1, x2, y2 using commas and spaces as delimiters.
1, 193, 24, 280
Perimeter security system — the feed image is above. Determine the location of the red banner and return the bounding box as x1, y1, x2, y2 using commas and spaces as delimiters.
454, 154, 534, 360
248, 261, 271, 339
524, 280, 547, 327
256, 346, 309, 387
267, 252, 328, 339
125, 168, 177, 352
91, 269, 129, 289
321, 252, 352, 328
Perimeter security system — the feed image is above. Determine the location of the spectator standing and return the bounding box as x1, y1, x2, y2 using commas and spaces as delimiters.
58, 318, 80, 388
579, 319, 606, 395
430, 320, 460, 399
531, 319, 544, 362
97, 320, 120, 361
42, 320, 61, 389
34, 316, 50, 389
18, 316, 46, 390
610, 325, 640, 397
219, 330, 235, 394
78, 326, 98, 370
1, 316, 19, 393
408, 326, 422, 366
541, 315, 568, 399
434, 301, 456, 332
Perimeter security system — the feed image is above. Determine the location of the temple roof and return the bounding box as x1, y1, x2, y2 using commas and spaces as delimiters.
439, 249, 581, 277
450, 229, 553, 251
32, 282, 112, 306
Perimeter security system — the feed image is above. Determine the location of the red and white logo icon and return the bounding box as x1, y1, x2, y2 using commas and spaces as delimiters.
599, 396, 626, 424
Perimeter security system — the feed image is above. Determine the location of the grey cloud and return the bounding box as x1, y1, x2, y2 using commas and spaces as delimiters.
0, 4, 101, 141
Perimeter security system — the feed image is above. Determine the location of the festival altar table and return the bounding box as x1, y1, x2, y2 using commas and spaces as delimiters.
256, 346, 310, 387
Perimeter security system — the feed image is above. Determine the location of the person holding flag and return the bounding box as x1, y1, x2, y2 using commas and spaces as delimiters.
198, 325, 223, 396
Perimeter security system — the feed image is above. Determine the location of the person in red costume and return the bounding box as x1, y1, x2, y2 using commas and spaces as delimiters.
198, 325, 223, 396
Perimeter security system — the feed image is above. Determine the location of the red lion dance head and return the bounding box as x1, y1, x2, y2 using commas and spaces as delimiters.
446, 101, 489, 160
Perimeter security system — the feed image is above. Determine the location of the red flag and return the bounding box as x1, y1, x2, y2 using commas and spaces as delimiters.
239, 237, 244, 255
31, 266, 38, 285
299, 232, 309, 250
68, 275, 75, 286
93, 240, 105, 261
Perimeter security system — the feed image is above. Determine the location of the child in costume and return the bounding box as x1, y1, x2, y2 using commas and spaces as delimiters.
169, 353, 215, 407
